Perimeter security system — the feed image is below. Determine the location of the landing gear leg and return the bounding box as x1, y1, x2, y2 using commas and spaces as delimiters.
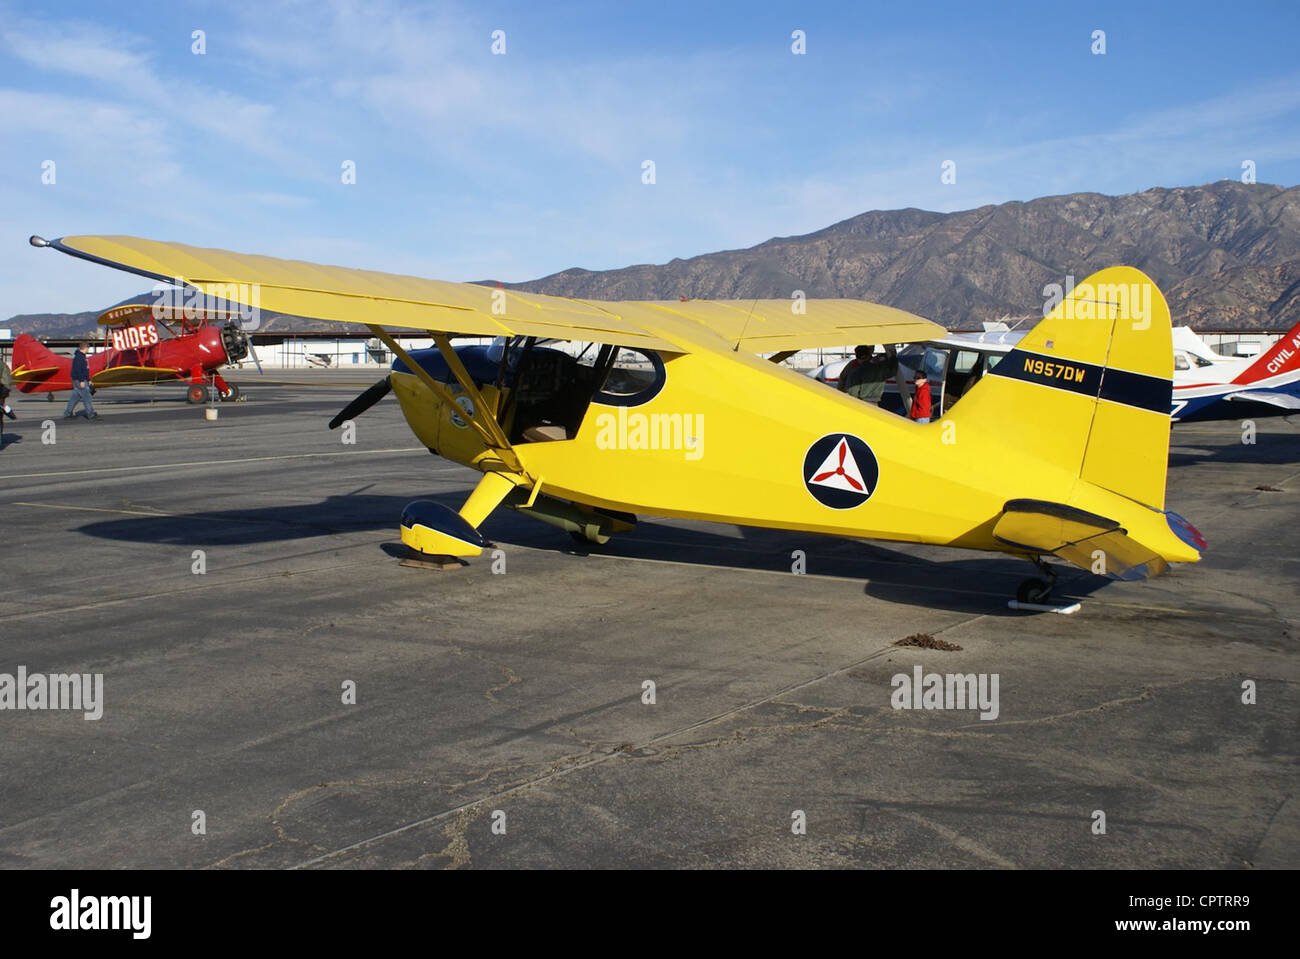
398, 472, 520, 564
1015, 557, 1057, 604
1011, 557, 1079, 613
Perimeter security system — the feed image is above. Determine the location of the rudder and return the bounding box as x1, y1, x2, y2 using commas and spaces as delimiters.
949, 266, 1173, 510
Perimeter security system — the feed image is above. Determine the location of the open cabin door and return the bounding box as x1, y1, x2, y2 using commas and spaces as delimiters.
497, 338, 666, 444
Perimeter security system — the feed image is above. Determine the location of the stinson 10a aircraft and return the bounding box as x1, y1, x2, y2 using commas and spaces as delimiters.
31, 234, 1205, 604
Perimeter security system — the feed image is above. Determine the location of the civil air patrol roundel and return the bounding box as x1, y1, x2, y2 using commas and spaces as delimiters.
802, 434, 879, 509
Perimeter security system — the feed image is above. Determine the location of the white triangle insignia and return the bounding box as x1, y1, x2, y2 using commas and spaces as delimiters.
809, 437, 869, 494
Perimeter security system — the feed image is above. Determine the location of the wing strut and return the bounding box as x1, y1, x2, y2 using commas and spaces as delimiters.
365, 324, 527, 477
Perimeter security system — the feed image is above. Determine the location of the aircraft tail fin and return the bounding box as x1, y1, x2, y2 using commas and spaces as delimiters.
1233, 320, 1300, 384
12, 333, 57, 369
949, 266, 1173, 511
10, 333, 66, 389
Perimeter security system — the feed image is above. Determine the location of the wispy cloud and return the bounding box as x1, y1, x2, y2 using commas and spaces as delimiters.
1, 0, 1297, 314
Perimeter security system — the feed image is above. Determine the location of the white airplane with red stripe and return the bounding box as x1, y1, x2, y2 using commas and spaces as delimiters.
812, 319, 1300, 422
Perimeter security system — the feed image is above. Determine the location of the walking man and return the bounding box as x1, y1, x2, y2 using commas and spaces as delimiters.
63, 340, 98, 420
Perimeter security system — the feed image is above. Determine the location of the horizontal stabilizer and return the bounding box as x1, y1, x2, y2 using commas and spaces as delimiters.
992, 499, 1169, 582
10, 366, 60, 380
1225, 389, 1300, 410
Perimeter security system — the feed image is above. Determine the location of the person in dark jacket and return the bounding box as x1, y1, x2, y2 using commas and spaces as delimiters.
836, 345, 872, 396
63, 341, 98, 420
1, 359, 14, 443
838, 345, 898, 405
1, 359, 14, 419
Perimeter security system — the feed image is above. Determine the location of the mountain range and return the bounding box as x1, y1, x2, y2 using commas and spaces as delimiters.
506, 180, 1300, 332
6, 181, 1299, 338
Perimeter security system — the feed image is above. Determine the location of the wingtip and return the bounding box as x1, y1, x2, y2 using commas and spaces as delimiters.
29, 235, 50, 248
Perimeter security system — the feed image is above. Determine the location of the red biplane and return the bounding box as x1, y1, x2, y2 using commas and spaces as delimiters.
10, 297, 261, 403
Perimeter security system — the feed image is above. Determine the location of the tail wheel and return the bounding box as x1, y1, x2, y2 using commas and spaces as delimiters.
1016, 578, 1052, 604
220, 383, 241, 402
186, 384, 209, 404
569, 528, 611, 546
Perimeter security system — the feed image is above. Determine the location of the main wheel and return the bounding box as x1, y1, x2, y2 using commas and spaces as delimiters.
1016, 577, 1052, 604
186, 384, 209, 404
220, 383, 241, 402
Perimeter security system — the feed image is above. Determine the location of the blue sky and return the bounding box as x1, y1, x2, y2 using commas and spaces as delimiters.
2, 0, 1299, 314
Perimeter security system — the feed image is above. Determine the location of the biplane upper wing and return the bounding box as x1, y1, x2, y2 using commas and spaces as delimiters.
37, 236, 942, 353
98, 301, 157, 325
98, 296, 261, 325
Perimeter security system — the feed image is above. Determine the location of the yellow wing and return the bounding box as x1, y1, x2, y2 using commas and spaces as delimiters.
631, 299, 941, 351
38, 235, 942, 352
91, 365, 182, 386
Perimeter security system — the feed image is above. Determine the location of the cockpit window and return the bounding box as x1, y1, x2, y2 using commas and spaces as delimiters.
1174, 353, 1191, 371
595, 348, 665, 406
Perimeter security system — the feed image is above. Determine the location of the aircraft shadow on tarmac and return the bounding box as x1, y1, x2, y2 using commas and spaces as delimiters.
75, 493, 409, 546
0, 432, 21, 450
1168, 431, 1300, 468
1170, 415, 1300, 467
75, 489, 1108, 614
475, 497, 1109, 615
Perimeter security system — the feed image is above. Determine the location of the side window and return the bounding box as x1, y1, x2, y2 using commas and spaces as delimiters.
953, 350, 980, 374
1173, 353, 1191, 371
922, 346, 948, 381
595, 348, 665, 406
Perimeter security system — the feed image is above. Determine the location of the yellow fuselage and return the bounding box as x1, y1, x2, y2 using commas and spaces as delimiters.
391, 340, 1197, 565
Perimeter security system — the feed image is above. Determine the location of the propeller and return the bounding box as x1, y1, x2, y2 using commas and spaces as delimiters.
246, 334, 264, 375
329, 376, 392, 429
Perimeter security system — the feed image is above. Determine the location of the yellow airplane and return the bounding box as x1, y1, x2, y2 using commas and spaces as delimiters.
31, 234, 1205, 603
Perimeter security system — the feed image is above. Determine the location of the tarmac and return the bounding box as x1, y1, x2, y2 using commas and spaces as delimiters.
0, 369, 1296, 869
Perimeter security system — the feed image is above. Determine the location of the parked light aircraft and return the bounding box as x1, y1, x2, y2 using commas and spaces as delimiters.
815, 318, 1300, 421
10, 295, 261, 403
31, 235, 1204, 603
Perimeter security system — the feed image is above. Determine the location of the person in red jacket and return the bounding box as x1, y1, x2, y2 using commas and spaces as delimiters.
909, 368, 932, 423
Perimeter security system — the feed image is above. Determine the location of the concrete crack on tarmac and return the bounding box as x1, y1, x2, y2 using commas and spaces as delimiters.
976, 674, 1236, 729
288, 614, 991, 869
888, 810, 1021, 869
